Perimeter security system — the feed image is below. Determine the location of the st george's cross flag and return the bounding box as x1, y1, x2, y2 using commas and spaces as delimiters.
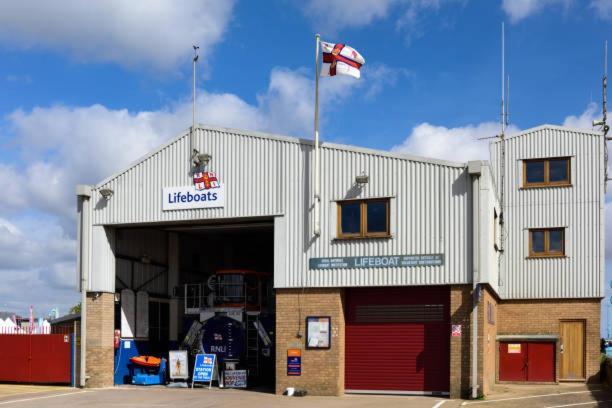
320, 41, 365, 79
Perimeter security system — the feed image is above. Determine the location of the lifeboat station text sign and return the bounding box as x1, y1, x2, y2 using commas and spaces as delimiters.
162, 185, 225, 211
309, 254, 444, 270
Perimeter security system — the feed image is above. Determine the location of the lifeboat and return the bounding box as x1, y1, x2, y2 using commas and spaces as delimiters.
130, 355, 161, 368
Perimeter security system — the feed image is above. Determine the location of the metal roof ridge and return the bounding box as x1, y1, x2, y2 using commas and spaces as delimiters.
94, 124, 467, 189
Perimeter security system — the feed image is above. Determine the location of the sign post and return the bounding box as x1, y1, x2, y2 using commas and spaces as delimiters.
192, 354, 216, 389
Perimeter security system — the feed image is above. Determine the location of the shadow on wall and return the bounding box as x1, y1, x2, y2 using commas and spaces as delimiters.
95, 196, 108, 210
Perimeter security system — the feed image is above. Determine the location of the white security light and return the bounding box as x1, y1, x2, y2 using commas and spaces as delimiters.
192, 149, 212, 168
355, 173, 369, 185
99, 188, 114, 199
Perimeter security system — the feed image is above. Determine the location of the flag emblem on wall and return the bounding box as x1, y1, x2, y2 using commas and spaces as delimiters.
320, 41, 365, 79
193, 171, 220, 191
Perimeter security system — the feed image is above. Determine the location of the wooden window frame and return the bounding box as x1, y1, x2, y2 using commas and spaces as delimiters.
528, 228, 565, 258
337, 198, 390, 240
523, 157, 571, 188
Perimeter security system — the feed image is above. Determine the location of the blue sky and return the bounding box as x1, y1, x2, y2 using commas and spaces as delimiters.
0, 0, 611, 333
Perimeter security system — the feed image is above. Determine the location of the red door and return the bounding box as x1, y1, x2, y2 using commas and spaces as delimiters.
0, 334, 71, 383
499, 342, 555, 382
345, 287, 450, 393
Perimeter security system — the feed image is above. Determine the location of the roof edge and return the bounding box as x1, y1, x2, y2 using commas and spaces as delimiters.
491, 124, 602, 143
94, 124, 466, 188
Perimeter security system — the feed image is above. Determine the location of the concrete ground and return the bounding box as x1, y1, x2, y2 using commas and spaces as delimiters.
462, 383, 612, 407
0, 384, 610, 407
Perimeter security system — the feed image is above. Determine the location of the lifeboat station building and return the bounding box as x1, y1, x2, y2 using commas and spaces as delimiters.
76, 124, 604, 398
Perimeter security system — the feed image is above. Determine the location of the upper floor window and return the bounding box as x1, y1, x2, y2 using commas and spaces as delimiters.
528, 228, 565, 258
337, 198, 390, 239
523, 157, 571, 188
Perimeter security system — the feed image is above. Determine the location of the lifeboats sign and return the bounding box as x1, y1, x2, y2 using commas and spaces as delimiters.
162, 185, 225, 210
309, 254, 444, 270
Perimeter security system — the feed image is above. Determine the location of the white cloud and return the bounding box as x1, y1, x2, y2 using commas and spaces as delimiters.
0, 0, 235, 70
1, 64, 393, 315
562, 102, 600, 130
302, 0, 457, 38
502, 0, 571, 23
391, 121, 519, 162
590, 0, 612, 19
303, 0, 397, 30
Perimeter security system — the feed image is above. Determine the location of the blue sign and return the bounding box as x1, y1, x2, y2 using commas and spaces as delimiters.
192, 354, 216, 387
287, 349, 301, 376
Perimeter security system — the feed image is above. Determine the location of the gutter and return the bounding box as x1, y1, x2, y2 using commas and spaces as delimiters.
468, 161, 482, 399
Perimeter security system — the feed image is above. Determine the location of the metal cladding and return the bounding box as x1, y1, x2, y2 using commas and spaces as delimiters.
490, 125, 605, 299
82, 124, 604, 300
88, 126, 470, 292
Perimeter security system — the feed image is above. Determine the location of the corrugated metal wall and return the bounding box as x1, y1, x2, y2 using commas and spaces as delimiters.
490, 126, 605, 299
89, 126, 471, 291
283, 143, 471, 288
92, 128, 284, 225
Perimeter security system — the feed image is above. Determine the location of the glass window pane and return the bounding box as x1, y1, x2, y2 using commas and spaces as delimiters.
366, 201, 387, 234
549, 159, 569, 182
340, 202, 361, 234
549, 230, 564, 252
531, 230, 545, 253
526, 161, 545, 184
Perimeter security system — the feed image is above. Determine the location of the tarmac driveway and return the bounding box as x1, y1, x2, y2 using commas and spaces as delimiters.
0, 383, 610, 407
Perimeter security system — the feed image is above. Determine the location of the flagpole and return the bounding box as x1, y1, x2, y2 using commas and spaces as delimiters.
314, 33, 321, 237
192, 45, 199, 163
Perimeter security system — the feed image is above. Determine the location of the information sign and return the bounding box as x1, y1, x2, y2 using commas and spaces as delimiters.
309, 254, 444, 270
508, 344, 521, 354
224, 370, 247, 388
192, 354, 216, 388
306, 316, 331, 349
287, 349, 301, 376
169, 350, 189, 380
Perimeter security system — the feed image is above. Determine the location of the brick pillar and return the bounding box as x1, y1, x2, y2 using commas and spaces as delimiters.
450, 285, 472, 399
275, 288, 345, 396
85, 292, 115, 388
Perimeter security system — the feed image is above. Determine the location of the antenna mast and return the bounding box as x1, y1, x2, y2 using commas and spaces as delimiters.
598, 41, 610, 190
501, 22, 505, 135
497, 22, 507, 286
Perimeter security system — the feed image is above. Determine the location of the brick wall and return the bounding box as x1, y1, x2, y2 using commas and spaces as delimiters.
275, 288, 345, 396
85, 292, 115, 388
450, 285, 472, 399
498, 298, 601, 382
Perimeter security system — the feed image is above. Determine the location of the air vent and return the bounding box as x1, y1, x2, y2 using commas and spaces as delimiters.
354, 304, 444, 323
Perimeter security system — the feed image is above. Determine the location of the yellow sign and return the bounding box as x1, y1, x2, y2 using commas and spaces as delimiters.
508, 343, 521, 354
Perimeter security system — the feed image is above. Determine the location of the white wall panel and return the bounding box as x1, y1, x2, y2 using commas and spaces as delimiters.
91, 126, 470, 290
490, 126, 605, 299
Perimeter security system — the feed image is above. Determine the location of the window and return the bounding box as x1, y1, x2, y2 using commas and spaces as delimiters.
337, 198, 390, 239
523, 157, 570, 188
529, 228, 565, 258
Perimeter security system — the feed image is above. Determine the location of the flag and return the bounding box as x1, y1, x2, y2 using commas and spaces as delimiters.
320, 41, 365, 79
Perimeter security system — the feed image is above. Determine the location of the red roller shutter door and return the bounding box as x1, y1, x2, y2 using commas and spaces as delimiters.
345, 287, 450, 393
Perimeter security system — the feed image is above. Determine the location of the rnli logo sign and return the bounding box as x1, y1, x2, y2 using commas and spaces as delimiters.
162, 172, 225, 211
193, 171, 220, 191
